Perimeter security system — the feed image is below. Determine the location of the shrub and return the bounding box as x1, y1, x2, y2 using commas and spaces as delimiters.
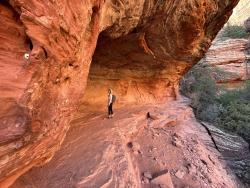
181, 64, 250, 142
216, 81, 250, 141
180, 64, 218, 123
180, 63, 212, 97
218, 81, 250, 105
216, 101, 250, 141
191, 76, 218, 122
219, 25, 249, 39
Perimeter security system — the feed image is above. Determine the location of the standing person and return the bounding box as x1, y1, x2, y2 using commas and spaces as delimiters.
108, 88, 114, 118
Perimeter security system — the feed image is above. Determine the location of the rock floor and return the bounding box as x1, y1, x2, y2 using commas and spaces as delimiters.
12, 98, 242, 188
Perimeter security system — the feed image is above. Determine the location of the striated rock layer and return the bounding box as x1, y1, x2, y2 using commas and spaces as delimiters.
0, 0, 239, 186
202, 39, 249, 86
201, 122, 250, 185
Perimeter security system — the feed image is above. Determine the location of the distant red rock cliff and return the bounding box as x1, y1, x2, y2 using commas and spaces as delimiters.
203, 39, 249, 86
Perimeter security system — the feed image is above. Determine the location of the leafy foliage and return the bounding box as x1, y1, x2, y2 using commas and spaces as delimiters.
217, 81, 250, 141
219, 25, 249, 39
180, 64, 218, 123
181, 64, 250, 141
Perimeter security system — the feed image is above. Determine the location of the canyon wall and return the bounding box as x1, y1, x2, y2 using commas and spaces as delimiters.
202, 15, 250, 88
0, 0, 240, 187
202, 39, 249, 87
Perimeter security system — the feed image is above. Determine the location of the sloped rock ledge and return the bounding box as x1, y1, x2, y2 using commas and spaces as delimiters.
201, 122, 250, 185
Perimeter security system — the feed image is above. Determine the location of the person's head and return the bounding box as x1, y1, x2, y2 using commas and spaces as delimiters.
108, 88, 112, 94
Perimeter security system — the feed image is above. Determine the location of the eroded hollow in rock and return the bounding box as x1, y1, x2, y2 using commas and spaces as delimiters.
0, 0, 33, 144
82, 32, 190, 107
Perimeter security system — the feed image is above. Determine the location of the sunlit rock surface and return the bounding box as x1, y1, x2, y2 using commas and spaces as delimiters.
202, 39, 249, 86
12, 98, 242, 188
0, 0, 240, 186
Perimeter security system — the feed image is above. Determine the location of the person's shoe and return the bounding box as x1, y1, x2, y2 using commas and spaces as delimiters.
111, 114, 114, 118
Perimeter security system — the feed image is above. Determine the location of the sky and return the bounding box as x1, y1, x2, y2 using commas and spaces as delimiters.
227, 0, 250, 25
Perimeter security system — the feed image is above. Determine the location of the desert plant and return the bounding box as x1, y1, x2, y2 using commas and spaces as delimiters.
180, 63, 219, 123
216, 81, 250, 141
191, 76, 218, 122
219, 25, 249, 39
181, 64, 250, 141
216, 101, 250, 141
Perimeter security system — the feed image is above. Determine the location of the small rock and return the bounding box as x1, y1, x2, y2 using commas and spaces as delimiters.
127, 142, 141, 154
186, 163, 196, 174
141, 176, 150, 184
14, 141, 23, 149
165, 120, 177, 127
208, 155, 216, 165
170, 169, 175, 175
0, 155, 9, 165
133, 150, 139, 155
172, 139, 183, 147
151, 171, 174, 188
15, 122, 21, 128
192, 175, 198, 181
172, 133, 183, 147
24, 135, 31, 142
207, 177, 212, 183
175, 170, 186, 179
191, 137, 198, 144
143, 171, 152, 179
173, 133, 180, 138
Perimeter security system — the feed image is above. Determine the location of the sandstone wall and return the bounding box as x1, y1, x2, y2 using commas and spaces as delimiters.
203, 39, 249, 85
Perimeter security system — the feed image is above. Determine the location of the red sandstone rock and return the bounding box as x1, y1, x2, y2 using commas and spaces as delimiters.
0, 0, 240, 186
203, 39, 249, 85
11, 99, 242, 188
151, 171, 174, 188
